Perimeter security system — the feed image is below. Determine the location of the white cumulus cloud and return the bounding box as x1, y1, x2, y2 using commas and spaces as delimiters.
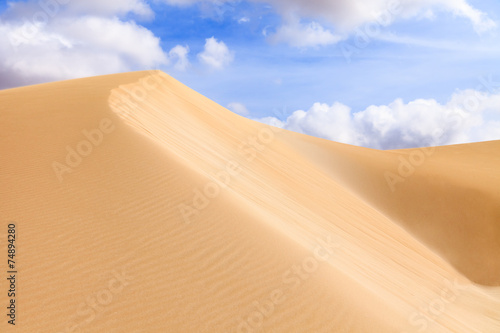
168, 45, 190, 71
257, 87, 500, 149
238, 17, 250, 24
0, 0, 168, 88
7, 0, 154, 20
197, 37, 234, 70
269, 16, 341, 48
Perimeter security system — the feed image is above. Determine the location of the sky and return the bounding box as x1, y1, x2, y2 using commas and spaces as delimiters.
1, 0, 500, 149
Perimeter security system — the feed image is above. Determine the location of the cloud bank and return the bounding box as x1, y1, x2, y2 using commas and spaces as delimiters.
257, 86, 500, 149
0, 0, 231, 88
0, 0, 165, 88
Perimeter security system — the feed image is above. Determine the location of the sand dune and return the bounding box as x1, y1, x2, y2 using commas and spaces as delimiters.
1, 70, 499, 332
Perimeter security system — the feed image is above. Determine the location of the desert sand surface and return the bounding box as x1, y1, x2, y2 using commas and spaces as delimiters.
1, 70, 499, 332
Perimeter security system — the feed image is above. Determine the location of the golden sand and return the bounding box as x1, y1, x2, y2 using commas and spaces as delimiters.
1, 71, 499, 332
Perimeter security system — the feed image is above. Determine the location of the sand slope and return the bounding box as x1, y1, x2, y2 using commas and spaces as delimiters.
1, 71, 499, 332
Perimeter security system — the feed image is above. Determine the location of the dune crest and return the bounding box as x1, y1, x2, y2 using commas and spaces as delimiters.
1, 71, 499, 332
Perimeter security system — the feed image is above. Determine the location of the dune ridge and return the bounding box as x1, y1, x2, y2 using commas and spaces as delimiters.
1, 70, 499, 332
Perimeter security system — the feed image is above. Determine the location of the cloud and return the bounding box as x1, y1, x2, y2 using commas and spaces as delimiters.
439, 0, 496, 33
197, 37, 234, 69
63, 0, 154, 19
264, 0, 496, 34
0, 18, 168, 88
161, 0, 496, 47
7, 0, 154, 19
227, 102, 249, 115
256, 88, 500, 149
269, 15, 341, 48
0, 1, 243, 88
0, 0, 171, 88
168, 45, 190, 71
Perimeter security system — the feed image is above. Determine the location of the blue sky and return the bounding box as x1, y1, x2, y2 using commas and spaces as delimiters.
143, 0, 500, 116
1, 0, 499, 148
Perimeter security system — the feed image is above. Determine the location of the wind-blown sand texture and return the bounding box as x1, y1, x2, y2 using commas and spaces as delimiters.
1, 70, 499, 332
